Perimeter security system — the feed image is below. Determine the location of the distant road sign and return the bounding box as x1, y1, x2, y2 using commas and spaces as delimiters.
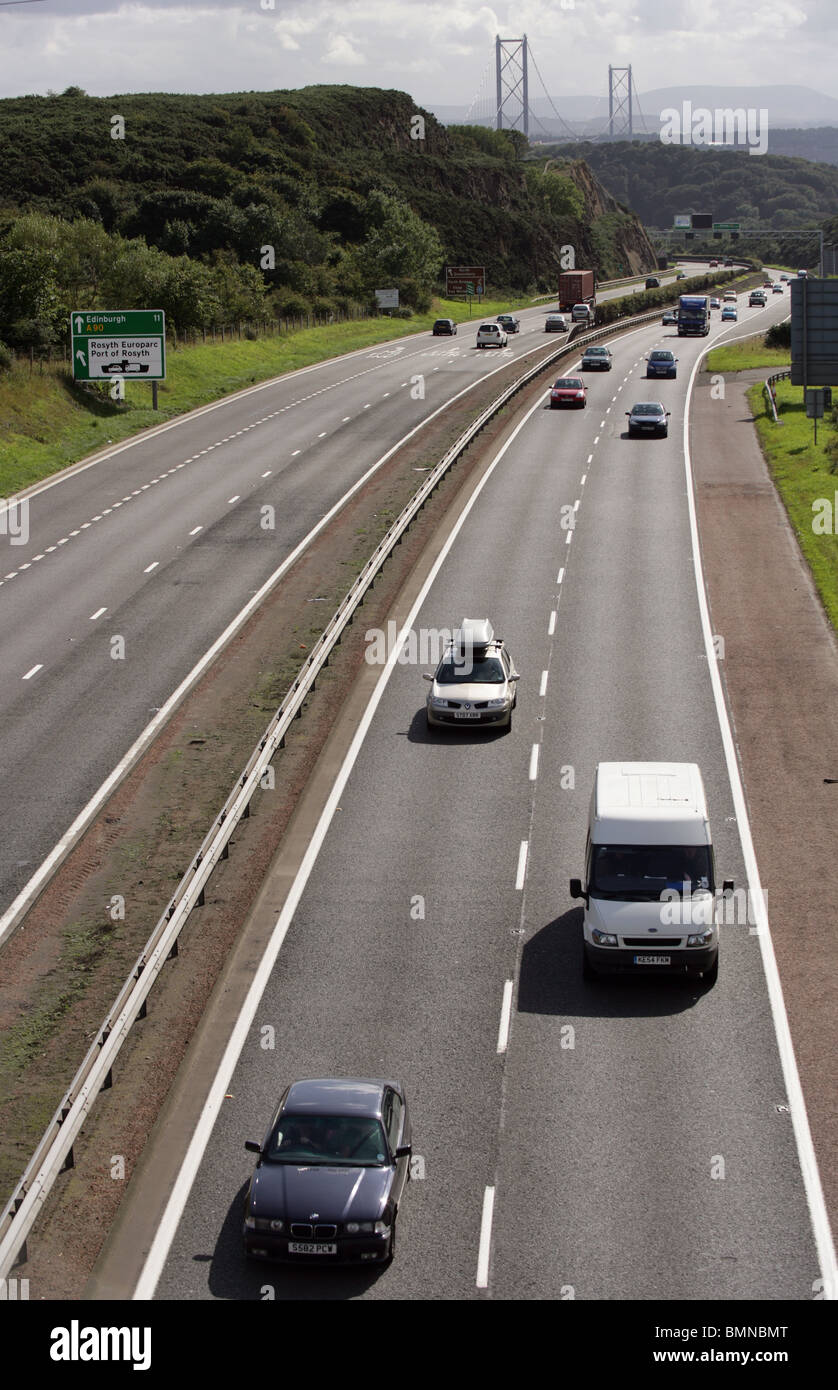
673, 215, 691, 228
713, 222, 740, 231
446, 265, 485, 296
375, 288, 399, 309
71, 309, 166, 382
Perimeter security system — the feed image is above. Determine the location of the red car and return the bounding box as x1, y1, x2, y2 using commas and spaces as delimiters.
550, 376, 587, 409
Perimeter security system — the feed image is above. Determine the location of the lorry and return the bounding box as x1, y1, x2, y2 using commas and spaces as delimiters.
558, 269, 596, 314
677, 294, 710, 336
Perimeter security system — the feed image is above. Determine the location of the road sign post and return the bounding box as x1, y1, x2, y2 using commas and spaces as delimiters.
71, 310, 166, 404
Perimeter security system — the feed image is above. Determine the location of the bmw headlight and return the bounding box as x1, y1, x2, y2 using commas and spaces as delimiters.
245, 1216, 283, 1232
345, 1221, 374, 1234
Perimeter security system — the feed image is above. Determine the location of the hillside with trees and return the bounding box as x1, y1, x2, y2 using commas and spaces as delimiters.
0, 85, 655, 354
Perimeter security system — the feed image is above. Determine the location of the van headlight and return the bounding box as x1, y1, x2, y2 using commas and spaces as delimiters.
591, 928, 618, 946
687, 927, 715, 947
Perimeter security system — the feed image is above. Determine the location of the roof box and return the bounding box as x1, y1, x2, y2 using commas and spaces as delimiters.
453, 618, 494, 652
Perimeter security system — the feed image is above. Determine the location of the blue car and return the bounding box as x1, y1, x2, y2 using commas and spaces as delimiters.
646, 349, 678, 379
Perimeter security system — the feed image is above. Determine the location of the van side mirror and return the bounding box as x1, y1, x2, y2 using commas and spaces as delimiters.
570, 878, 588, 906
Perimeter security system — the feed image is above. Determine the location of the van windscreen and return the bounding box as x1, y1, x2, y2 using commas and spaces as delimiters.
591, 844, 712, 899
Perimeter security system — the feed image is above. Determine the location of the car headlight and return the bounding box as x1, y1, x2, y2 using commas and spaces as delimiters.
486, 697, 508, 708
245, 1216, 283, 1232
591, 928, 618, 946
687, 928, 715, 947
346, 1221, 375, 1234
374, 1221, 390, 1237
429, 696, 449, 708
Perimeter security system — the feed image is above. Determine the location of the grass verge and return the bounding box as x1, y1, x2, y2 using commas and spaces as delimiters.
747, 377, 838, 632
706, 336, 791, 373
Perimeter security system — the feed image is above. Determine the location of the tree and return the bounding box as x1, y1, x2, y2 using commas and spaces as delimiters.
347, 190, 442, 303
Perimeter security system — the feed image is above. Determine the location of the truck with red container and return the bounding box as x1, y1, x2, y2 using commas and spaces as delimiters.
558, 270, 596, 314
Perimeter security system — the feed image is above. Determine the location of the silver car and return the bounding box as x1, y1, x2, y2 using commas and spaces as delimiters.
424, 619, 519, 732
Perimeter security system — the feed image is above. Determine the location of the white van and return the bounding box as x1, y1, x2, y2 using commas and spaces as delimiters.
569, 762, 732, 985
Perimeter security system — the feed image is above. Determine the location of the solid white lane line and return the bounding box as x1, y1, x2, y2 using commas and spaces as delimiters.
515, 841, 528, 890
529, 745, 539, 781
539, 670, 548, 697
22, 665, 42, 681
496, 981, 514, 1054
89, 608, 106, 621
476, 1187, 495, 1288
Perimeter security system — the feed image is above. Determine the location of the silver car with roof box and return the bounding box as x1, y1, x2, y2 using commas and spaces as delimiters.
424, 619, 519, 732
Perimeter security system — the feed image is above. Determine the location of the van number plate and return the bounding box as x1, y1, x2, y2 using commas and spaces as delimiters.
634, 954, 671, 965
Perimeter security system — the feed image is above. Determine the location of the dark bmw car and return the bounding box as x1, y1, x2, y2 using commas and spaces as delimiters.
243, 1078, 411, 1265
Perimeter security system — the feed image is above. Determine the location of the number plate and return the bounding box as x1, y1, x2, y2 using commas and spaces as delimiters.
634, 954, 671, 966
453, 711, 477, 719
288, 1242, 337, 1255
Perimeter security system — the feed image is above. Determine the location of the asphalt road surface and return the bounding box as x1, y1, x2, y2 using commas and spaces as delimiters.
141, 283, 817, 1300
0, 262, 719, 920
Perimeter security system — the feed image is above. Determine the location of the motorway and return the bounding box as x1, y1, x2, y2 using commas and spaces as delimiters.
124, 282, 823, 1300
0, 264, 700, 925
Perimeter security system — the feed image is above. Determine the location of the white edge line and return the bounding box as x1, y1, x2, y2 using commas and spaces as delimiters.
684, 336, 838, 1298
134, 373, 553, 1299
476, 1186, 495, 1288
496, 980, 514, 1054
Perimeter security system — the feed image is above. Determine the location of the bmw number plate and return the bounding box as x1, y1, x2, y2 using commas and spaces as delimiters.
288, 1242, 337, 1255
634, 954, 671, 965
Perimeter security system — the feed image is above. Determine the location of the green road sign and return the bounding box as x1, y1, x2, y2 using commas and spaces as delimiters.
712, 223, 740, 231
71, 309, 166, 381
466, 284, 474, 295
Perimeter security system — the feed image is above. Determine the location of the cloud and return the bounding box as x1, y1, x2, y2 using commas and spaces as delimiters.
323, 32, 365, 65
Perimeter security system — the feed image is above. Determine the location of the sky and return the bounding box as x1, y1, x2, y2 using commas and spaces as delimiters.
0, 0, 836, 108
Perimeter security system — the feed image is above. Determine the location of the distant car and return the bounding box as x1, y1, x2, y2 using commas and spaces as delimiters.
780, 274, 790, 281
645, 276, 660, 289
646, 349, 678, 379
476, 322, 507, 348
626, 401, 671, 437
243, 1078, 412, 1265
723, 291, 737, 302
423, 619, 519, 732
749, 291, 766, 307
676, 272, 686, 280
496, 313, 520, 333
550, 376, 587, 408
772, 283, 784, 294
544, 314, 567, 332
432, 318, 457, 336
101, 360, 150, 374
763, 280, 774, 289
709, 260, 718, 268
724, 259, 734, 267
571, 303, 595, 324
580, 345, 613, 371
709, 297, 721, 310
662, 310, 678, 325
721, 305, 738, 321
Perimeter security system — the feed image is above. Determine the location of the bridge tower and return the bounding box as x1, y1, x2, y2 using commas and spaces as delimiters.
495, 35, 529, 136
608, 65, 633, 137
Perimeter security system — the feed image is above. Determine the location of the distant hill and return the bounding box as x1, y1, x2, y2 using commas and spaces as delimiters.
432, 84, 838, 137
533, 140, 838, 235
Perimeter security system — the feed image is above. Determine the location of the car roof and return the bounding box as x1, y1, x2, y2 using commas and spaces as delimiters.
650, 349, 674, 356
283, 1078, 397, 1116
632, 401, 665, 410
